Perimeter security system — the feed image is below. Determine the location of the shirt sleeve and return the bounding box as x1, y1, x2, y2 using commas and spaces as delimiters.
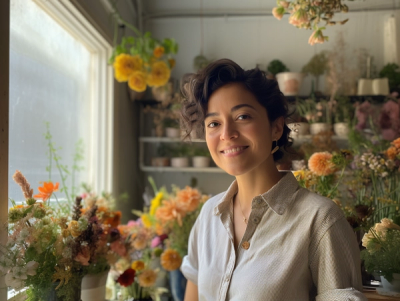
180, 213, 201, 285
309, 216, 367, 301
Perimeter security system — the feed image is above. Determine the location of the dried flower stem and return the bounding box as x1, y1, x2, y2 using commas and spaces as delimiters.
12, 170, 33, 199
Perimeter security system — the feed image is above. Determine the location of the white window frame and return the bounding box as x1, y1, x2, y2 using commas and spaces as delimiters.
32, 0, 114, 193
4, 1, 114, 299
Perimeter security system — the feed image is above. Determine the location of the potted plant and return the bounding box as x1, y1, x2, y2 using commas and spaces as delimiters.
170, 144, 191, 168
163, 118, 180, 138
301, 51, 328, 94
296, 98, 332, 135
332, 96, 354, 137
151, 143, 171, 167
191, 146, 211, 168
361, 218, 400, 295
379, 63, 400, 93
266, 59, 289, 80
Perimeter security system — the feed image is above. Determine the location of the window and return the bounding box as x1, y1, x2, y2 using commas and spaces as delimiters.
8, 0, 114, 205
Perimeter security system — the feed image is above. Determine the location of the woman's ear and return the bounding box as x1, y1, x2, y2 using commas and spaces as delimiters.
272, 116, 285, 140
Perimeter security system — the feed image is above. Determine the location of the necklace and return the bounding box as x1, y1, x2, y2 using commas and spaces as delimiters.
236, 196, 248, 224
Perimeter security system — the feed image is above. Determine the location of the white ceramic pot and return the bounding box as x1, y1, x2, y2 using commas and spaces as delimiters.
165, 127, 180, 138
276, 72, 305, 96
381, 274, 400, 293
171, 157, 189, 168
310, 123, 332, 135
333, 122, 349, 137
288, 122, 310, 137
291, 159, 306, 171
192, 156, 211, 168
151, 157, 170, 167
81, 270, 109, 301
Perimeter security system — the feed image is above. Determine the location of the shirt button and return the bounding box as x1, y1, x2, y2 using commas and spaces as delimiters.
242, 241, 250, 250
253, 217, 260, 224
225, 277, 230, 282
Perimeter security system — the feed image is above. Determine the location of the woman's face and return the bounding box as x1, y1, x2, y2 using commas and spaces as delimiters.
204, 83, 283, 176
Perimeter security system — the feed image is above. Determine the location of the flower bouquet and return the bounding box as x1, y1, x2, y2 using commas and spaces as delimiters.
0, 171, 102, 300
361, 218, 400, 285
108, 7, 178, 92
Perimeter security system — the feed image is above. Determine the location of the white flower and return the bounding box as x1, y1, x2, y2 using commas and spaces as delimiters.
25, 261, 39, 276
5, 273, 25, 290
11, 266, 28, 280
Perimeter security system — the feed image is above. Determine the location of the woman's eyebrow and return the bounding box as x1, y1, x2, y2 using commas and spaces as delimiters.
205, 104, 256, 119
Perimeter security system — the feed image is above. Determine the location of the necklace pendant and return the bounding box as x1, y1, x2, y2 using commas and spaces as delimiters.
244, 218, 248, 224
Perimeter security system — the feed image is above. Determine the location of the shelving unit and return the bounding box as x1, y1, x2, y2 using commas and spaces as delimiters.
291, 135, 349, 147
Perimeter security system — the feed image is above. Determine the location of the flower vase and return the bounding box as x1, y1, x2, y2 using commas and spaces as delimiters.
377, 274, 400, 297
333, 122, 349, 137
310, 123, 332, 135
169, 269, 187, 301
81, 269, 109, 301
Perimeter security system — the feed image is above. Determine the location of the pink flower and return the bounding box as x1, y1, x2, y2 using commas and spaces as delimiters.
151, 236, 161, 248
111, 240, 127, 256
75, 247, 90, 266
379, 100, 400, 140
289, 8, 308, 27
308, 28, 327, 45
272, 7, 285, 20
127, 220, 139, 227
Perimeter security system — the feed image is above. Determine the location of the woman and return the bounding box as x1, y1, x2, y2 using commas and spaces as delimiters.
180, 59, 365, 301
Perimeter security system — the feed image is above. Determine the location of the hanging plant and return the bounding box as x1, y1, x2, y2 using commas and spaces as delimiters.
108, 8, 179, 92
272, 0, 353, 45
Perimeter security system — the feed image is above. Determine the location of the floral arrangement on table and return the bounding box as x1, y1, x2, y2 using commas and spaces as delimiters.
108, 218, 168, 301
272, 0, 352, 45
108, 8, 178, 92
361, 218, 400, 282
0, 171, 102, 300
135, 178, 210, 271
293, 149, 351, 201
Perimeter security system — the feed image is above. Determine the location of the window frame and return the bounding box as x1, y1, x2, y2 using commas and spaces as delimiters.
3, 1, 114, 299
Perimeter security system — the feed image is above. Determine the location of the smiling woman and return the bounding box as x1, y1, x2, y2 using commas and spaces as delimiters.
179, 59, 366, 301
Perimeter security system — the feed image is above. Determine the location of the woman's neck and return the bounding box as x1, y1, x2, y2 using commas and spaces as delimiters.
235, 159, 284, 209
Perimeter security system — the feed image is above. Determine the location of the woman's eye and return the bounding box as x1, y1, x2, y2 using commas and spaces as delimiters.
207, 122, 219, 128
238, 114, 250, 120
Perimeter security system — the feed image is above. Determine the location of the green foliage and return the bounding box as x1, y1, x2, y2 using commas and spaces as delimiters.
361, 228, 400, 282
163, 118, 179, 129
156, 143, 172, 157
334, 96, 354, 123
169, 143, 192, 157
301, 51, 328, 77
379, 63, 400, 91
267, 59, 289, 76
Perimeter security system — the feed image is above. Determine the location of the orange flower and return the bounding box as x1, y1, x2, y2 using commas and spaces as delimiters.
160, 249, 182, 271
308, 29, 327, 45
104, 211, 122, 228
176, 186, 201, 213
133, 232, 148, 250
387, 146, 398, 160
392, 138, 400, 149
155, 199, 186, 226
153, 46, 165, 58
138, 269, 157, 287
131, 260, 145, 271
34, 182, 59, 201
168, 58, 176, 69
155, 223, 165, 236
308, 152, 336, 176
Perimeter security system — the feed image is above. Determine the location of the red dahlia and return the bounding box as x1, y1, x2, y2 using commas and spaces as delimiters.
117, 268, 136, 287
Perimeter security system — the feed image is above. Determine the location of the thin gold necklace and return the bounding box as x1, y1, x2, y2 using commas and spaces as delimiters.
236, 196, 248, 224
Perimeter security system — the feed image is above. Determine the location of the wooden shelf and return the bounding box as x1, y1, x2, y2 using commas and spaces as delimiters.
139, 137, 205, 143
140, 165, 224, 173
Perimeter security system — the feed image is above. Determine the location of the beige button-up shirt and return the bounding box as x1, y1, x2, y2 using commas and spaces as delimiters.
181, 172, 366, 301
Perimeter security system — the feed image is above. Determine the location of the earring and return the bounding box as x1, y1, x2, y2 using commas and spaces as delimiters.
271, 140, 279, 155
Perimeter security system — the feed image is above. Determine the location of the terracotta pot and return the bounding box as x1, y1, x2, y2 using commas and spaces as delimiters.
151, 157, 170, 167
276, 72, 305, 96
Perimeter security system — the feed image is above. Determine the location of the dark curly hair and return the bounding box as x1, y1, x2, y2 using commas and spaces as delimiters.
180, 58, 292, 162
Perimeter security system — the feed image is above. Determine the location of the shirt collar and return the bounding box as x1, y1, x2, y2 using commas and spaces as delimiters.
213, 172, 300, 216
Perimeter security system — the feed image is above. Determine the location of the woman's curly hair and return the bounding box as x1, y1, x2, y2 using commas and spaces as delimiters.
180, 58, 292, 162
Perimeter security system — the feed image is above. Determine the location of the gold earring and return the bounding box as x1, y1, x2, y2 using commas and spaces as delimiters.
271, 140, 279, 155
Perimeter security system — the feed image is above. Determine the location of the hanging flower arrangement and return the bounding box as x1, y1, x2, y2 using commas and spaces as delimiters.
272, 0, 352, 45
108, 12, 179, 92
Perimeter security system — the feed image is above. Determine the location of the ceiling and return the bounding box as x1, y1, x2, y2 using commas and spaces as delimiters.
142, 0, 400, 19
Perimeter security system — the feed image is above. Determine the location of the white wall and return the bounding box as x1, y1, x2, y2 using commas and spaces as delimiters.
146, 10, 400, 95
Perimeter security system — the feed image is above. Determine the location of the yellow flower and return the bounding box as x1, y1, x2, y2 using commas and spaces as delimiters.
113, 54, 143, 82
293, 170, 305, 180
153, 46, 165, 58
150, 192, 164, 216
168, 58, 176, 69
138, 269, 157, 287
160, 249, 182, 271
128, 71, 147, 92
68, 220, 81, 238
146, 61, 171, 87
141, 214, 152, 228
131, 260, 145, 271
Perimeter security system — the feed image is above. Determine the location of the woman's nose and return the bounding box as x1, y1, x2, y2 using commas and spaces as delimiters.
220, 122, 239, 140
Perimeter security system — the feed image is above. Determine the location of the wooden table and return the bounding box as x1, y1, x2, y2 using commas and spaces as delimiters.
364, 290, 400, 300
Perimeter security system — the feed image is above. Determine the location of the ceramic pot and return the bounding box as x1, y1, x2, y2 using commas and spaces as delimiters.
171, 157, 189, 168
276, 72, 305, 96
192, 156, 211, 168
287, 122, 310, 137
291, 160, 306, 171
333, 122, 349, 137
310, 123, 332, 135
151, 157, 170, 167
81, 270, 109, 301
169, 269, 187, 301
165, 127, 180, 138
381, 274, 400, 292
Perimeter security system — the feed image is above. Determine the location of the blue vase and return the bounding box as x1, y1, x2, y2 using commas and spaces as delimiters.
169, 269, 187, 301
